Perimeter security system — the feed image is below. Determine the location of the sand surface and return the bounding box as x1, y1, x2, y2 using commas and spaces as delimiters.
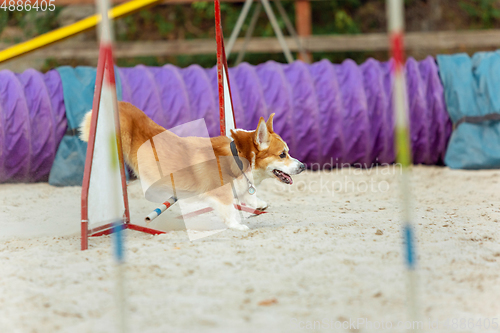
0, 166, 499, 333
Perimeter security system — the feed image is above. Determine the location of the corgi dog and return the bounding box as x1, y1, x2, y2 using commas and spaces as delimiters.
80, 102, 305, 230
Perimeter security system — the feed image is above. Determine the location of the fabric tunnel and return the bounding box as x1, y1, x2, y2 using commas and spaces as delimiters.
0, 57, 451, 185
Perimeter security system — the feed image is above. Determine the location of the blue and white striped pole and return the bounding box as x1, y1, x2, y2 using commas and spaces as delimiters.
145, 196, 178, 223
145, 173, 177, 223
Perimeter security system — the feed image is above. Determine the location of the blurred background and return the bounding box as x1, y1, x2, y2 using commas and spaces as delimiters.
1, 0, 500, 72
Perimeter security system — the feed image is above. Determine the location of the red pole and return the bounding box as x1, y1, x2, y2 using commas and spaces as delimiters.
214, 0, 226, 136
81, 222, 89, 250
214, 0, 238, 136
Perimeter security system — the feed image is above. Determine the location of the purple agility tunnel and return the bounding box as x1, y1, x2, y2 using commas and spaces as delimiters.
0, 69, 67, 182
0, 57, 451, 183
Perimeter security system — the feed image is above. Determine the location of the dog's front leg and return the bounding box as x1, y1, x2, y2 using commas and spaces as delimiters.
241, 191, 268, 211
203, 185, 249, 231
232, 176, 268, 211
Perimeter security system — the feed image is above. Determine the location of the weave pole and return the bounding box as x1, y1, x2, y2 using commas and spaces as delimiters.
96, 0, 128, 331
214, 0, 237, 136
387, 0, 420, 328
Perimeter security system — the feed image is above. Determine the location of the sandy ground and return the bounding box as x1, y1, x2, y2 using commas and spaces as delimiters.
0, 166, 499, 333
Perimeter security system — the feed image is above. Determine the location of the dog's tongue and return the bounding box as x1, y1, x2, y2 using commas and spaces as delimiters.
273, 169, 293, 185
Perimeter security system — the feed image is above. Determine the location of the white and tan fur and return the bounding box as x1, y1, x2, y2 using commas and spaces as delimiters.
80, 102, 305, 230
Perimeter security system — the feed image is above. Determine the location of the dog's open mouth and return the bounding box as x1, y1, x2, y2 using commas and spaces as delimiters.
273, 169, 293, 185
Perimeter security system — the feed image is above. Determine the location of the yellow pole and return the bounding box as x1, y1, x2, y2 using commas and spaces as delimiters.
0, 0, 161, 64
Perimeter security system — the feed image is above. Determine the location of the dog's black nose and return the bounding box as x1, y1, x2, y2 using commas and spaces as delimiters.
299, 163, 306, 173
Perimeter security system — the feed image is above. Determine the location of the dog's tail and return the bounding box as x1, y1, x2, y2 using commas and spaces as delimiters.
79, 110, 92, 142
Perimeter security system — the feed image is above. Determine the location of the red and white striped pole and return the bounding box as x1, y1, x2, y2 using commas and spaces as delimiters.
387, 0, 420, 329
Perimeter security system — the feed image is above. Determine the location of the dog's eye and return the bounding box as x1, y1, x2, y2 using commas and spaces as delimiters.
279, 151, 287, 158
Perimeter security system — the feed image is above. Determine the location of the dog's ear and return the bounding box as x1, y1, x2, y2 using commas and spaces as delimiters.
266, 113, 275, 133
254, 117, 270, 150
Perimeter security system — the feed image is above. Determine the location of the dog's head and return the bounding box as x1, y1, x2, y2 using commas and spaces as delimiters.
232, 114, 305, 185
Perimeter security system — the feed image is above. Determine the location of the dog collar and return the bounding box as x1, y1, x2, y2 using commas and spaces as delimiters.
230, 141, 256, 195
